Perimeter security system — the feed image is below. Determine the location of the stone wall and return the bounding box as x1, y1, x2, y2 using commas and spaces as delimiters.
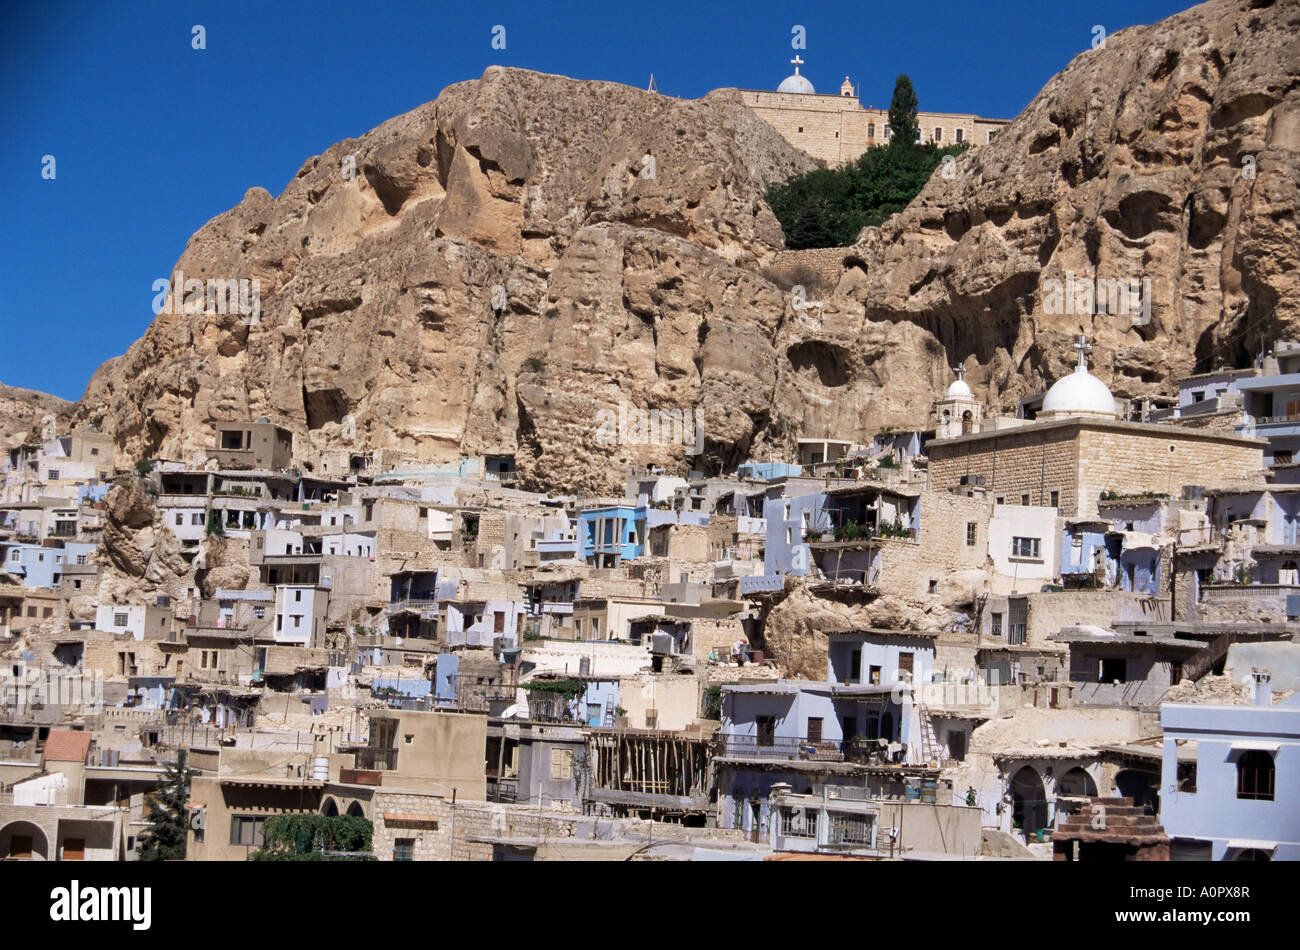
929, 422, 1265, 519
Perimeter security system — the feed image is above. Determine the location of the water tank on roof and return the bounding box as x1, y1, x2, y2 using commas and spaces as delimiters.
651, 632, 675, 655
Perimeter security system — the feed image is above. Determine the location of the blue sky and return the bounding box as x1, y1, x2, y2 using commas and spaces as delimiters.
1, 0, 1193, 401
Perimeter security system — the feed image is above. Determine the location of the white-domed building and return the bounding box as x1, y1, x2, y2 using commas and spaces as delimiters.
925, 336, 1267, 518
1038, 344, 1120, 421
776, 56, 815, 95
934, 366, 983, 438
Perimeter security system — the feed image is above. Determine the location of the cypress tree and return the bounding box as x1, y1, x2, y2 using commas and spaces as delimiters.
137, 749, 196, 861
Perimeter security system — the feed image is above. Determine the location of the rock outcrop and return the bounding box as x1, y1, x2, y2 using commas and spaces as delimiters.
830, 0, 1300, 420
72, 69, 815, 493
43, 0, 1300, 492
0, 384, 74, 451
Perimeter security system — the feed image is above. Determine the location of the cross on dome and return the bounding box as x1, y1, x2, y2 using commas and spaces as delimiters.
952, 364, 966, 381
790, 55, 804, 74
1072, 334, 1093, 370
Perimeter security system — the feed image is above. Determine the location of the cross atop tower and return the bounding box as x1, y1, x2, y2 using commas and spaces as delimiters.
1072, 334, 1093, 370
952, 364, 966, 382
790, 55, 804, 74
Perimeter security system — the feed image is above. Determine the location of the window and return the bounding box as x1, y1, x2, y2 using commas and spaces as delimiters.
756, 715, 776, 747
114, 612, 129, 627
928, 579, 938, 593
868, 122, 875, 137
1099, 657, 1127, 682
827, 811, 873, 847
393, 838, 415, 861
1011, 537, 1041, 559
230, 816, 266, 848
175, 513, 184, 526
550, 748, 573, 781
47, 469, 59, 480
1020, 493, 1030, 506
779, 807, 816, 839
192, 513, 203, 525
955, 128, 963, 143
934, 127, 942, 141
9, 551, 17, 562
966, 523, 977, 546
1236, 751, 1275, 801
253, 607, 265, 619
294, 590, 302, 602
1050, 491, 1060, 508
76, 554, 87, 565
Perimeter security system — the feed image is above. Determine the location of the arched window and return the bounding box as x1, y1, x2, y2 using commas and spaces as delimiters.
1236, 750, 1275, 800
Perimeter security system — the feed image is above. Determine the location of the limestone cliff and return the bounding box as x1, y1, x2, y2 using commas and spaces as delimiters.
829, 0, 1300, 420
53, 0, 1300, 491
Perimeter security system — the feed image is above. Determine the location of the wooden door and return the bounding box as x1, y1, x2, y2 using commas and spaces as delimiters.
62, 837, 85, 861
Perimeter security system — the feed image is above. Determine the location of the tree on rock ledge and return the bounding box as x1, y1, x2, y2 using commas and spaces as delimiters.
888, 75, 920, 149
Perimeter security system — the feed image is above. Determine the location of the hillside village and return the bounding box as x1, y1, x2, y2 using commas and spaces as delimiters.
1, 334, 1296, 862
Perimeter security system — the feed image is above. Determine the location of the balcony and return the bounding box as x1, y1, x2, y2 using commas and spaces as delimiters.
388, 598, 439, 614
353, 746, 398, 771
712, 733, 893, 765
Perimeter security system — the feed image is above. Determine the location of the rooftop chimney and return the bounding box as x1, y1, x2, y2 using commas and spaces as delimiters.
1251, 668, 1273, 707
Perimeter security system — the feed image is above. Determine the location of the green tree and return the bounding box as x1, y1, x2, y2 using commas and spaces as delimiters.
137, 749, 195, 861
251, 815, 374, 861
887, 74, 920, 149
766, 139, 968, 249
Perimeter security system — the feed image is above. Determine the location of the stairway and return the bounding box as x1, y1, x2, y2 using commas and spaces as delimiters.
913, 704, 941, 766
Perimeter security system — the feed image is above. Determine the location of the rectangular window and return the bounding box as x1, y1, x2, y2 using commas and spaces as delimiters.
229, 816, 266, 848
114, 612, 128, 627
192, 513, 204, 525
393, 838, 415, 861
253, 607, 265, 619
1011, 537, 1041, 559
827, 811, 873, 847
175, 513, 184, 526
1050, 490, 1060, 507
779, 807, 817, 839
990, 612, 1003, 637
47, 469, 59, 481
550, 748, 573, 781
955, 128, 963, 143
966, 522, 977, 546
756, 715, 776, 747
1020, 493, 1030, 506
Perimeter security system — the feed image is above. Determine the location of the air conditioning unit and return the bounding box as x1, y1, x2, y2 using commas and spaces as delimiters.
958, 475, 986, 487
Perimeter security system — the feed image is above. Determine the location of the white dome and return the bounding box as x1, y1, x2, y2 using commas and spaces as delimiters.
945, 379, 973, 399
1042, 365, 1117, 417
778, 73, 815, 94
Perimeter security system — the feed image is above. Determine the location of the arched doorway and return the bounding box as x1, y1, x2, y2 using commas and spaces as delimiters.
1057, 767, 1097, 797
0, 821, 49, 861
320, 798, 339, 817
1115, 769, 1159, 813
345, 801, 365, 818
961, 410, 973, 435
1233, 848, 1272, 861
1011, 767, 1048, 838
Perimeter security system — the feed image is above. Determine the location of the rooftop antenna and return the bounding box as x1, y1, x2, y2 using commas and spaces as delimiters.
647, 73, 657, 94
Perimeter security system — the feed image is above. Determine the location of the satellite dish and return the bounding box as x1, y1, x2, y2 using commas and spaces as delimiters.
500, 704, 524, 719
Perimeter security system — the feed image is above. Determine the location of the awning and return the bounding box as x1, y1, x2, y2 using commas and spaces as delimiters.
1230, 740, 1280, 753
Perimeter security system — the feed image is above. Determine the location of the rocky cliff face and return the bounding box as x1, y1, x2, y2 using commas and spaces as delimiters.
73, 69, 816, 492
830, 0, 1300, 417
0, 385, 73, 451
62, 0, 1300, 490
